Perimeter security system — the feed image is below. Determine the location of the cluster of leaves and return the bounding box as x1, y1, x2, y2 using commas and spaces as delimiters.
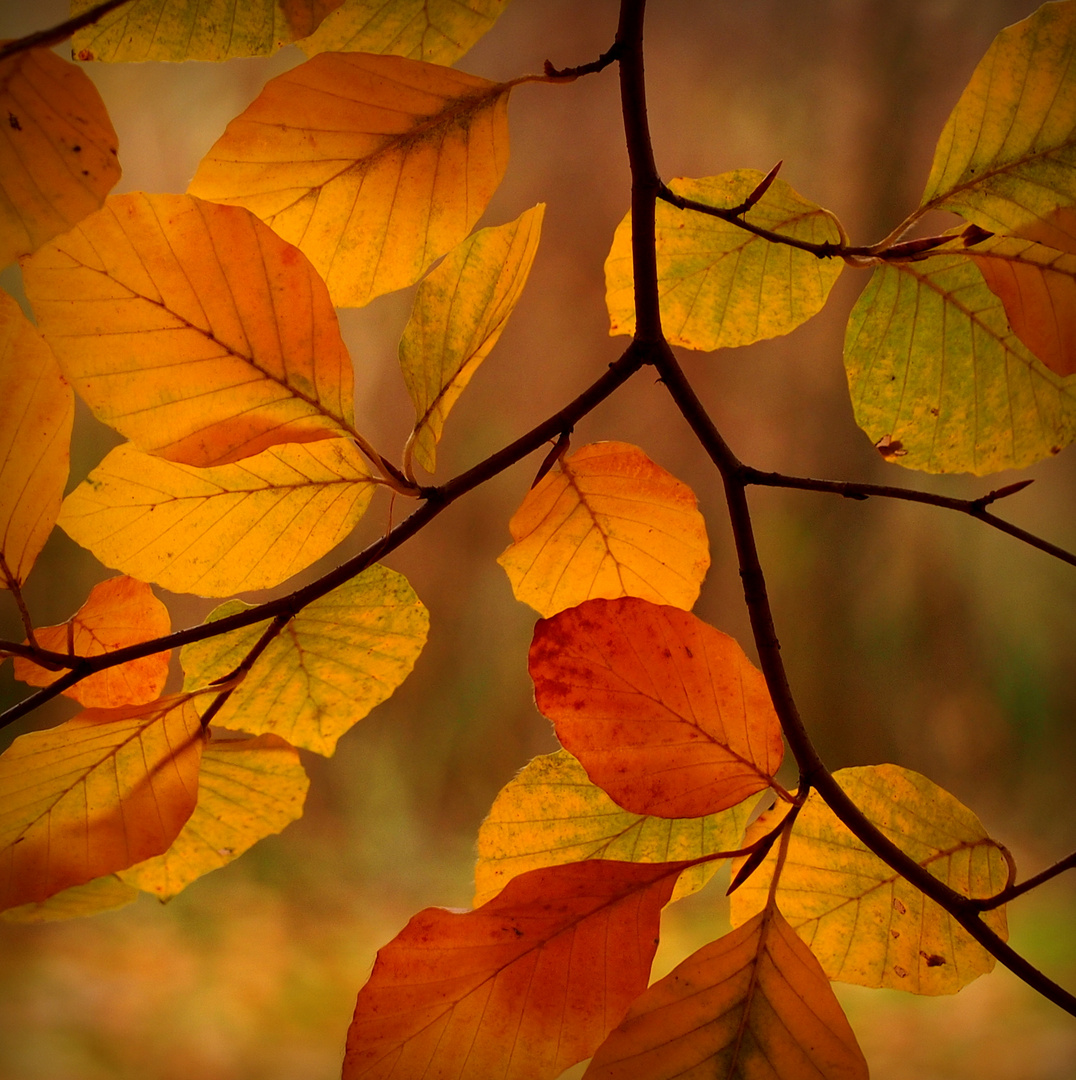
0, 0, 1074, 1076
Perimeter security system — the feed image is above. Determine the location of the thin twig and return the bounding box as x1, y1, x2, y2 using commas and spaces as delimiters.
0, 0, 133, 62
973, 850, 1076, 911
544, 41, 622, 80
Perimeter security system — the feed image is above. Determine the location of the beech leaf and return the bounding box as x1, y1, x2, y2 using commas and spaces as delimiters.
0, 874, 138, 923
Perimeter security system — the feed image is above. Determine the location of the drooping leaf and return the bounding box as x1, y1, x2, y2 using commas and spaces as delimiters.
22, 192, 357, 466
0, 695, 204, 912
0, 291, 73, 590
498, 442, 710, 618
187, 53, 512, 307
343, 859, 691, 1080
400, 205, 544, 476
844, 253, 1076, 473
605, 172, 844, 350
729, 765, 1011, 995
119, 734, 309, 899
0, 874, 138, 923
58, 439, 375, 597
584, 908, 868, 1080
474, 750, 752, 908
180, 565, 429, 755
530, 597, 784, 818
0, 47, 120, 266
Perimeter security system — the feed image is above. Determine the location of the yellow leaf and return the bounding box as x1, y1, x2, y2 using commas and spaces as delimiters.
0, 874, 137, 923
180, 565, 429, 755
22, 192, 357, 466
474, 750, 751, 908
0, 291, 73, 590
401, 205, 544, 476
0, 47, 119, 266
119, 734, 309, 899
729, 765, 1011, 995
498, 442, 710, 618
0, 695, 204, 912
187, 53, 512, 308
605, 172, 843, 350
58, 439, 374, 597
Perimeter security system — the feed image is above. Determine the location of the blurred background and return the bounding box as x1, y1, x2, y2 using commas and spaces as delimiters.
1, 1, 1074, 1077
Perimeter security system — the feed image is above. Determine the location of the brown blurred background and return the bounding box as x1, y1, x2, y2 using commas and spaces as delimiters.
1, 2, 1074, 1077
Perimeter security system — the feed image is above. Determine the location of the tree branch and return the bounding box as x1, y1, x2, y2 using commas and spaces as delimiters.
973, 850, 1076, 911
0, 0, 133, 63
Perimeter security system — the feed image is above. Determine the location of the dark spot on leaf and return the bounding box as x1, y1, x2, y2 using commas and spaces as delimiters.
875, 434, 906, 460
890, 929, 900, 939
894, 965, 908, 978
892, 897, 906, 915
1050, 445, 1061, 455
684, 646, 693, 659
661, 647, 672, 659
76, 48, 95, 61
921, 952, 946, 967
72, 144, 82, 153
8, 113, 21, 131
929, 407, 939, 417
81, 170, 90, 177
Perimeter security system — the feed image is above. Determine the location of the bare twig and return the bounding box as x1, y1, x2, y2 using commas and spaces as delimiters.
973, 850, 1076, 911
0, 0, 132, 62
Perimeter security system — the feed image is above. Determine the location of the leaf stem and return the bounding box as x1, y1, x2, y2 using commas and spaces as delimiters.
972, 850, 1076, 911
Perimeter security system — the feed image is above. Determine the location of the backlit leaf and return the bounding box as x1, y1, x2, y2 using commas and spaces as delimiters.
180, 565, 429, 755
0, 874, 137, 923
498, 442, 710, 618
0, 695, 203, 911
58, 439, 374, 597
343, 859, 690, 1080
13, 576, 170, 707
729, 765, 1011, 995
530, 597, 784, 818
22, 192, 357, 466
584, 908, 867, 1080
187, 53, 512, 307
605, 172, 843, 350
400, 205, 544, 476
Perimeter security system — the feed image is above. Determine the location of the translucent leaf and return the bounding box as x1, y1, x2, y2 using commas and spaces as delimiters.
13, 576, 170, 707
0, 874, 137, 923
529, 597, 784, 818
59, 440, 374, 597
188, 53, 512, 307
22, 193, 357, 466
180, 565, 429, 755
729, 765, 1011, 995
605, 172, 844, 350
400, 205, 544, 475
498, 442, 710, 618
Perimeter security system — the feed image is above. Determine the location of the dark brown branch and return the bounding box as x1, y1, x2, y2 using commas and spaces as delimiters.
544, 42, 622, 81
0, 0, 132, 63
973, 850, 1076, 911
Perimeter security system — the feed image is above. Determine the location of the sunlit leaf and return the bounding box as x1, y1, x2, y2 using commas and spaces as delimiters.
729, 765, 1011, 995
187, 53, 512, 307
22, 192, 357, 466
584, 908, 868, 1080
119, 734, 309, 899
498, 442, 710, 618
0, 874, 138, 923
58, 439, 375, 598
605, 171, 844, 350
180, 565, 429, 755
530, 597, 784, 818
474, 749, 752, 908
343, 859, 691, 1080
401, 205, 544, 476
0, 695, 204, 912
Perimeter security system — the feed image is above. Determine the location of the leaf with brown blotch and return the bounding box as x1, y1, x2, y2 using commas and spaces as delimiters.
343, 858, 693, 1080
0, 874, 138, 923
584, 908, 868, 1080
187, 53, 512, 308
529, 597, 784, 818
0, 694, 203, 912
498, 442, 710, 618
13, 576, 170, 708
22, 192, 357, 467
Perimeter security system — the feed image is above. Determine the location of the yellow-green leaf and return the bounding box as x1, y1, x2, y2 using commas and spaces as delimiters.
729, 765, 1011, 995
187, 53, 512, 308
22, 192, 357, 466
0, 874, 138, 923
180, 565, 429, 755
58, 440, 374, 597
401, 205, 544, 476
605, 172, 844, 350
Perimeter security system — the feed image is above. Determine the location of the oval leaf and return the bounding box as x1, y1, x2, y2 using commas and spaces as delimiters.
0, 874, 138, 923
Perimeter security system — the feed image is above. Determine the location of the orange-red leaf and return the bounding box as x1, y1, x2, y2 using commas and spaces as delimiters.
530, 598, 784, 818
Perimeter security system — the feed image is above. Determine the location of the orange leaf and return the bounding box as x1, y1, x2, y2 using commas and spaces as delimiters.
530, 597, 784, 818
13, 576, 170, 707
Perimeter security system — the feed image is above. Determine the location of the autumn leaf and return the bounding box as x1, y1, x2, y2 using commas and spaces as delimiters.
400, 205, 544, 477
605, 171, 844, 350
187, 53, 512, 307
530, 597, 784, 818
0, 695, 204, 912
58, 439, 375, 597
584, 908, 868, 1080
0, 874, 138, 923
22, 192, 358, 467
13, 576, 170, 708
729, 765, 1011, 995
343, 859, 692, 1080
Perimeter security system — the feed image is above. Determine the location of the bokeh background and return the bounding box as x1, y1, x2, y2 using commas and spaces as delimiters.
1, 1, 1074, 1077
